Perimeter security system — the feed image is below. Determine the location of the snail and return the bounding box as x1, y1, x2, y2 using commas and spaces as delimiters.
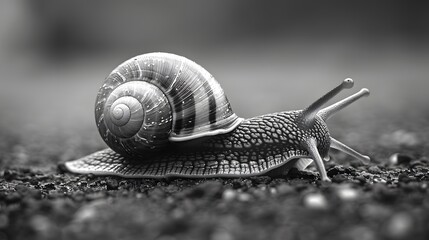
62, 52, 370, 181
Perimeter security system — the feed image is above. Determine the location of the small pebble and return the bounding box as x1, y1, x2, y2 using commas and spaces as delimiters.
73, 200, 106, 222
222, 189, 237, 201
164, 184, 179, 193
276, 184, 295, 196
29, 178, 39, 186
232, 178, 253, 190
373, 178, 387, 184
368, 166, 381, 174
303, 193, 328, 210
231, 179, 243, 189
251, 188, 267, 199
3, 169, 17, 181
355, 175, 367, 184
336, 185, 359, 201
384, 212, 413, 239
241, 179, 253, 189
327, 165, 353, 176
78, 181, 88, 187
106, 179, 119, 190
119, 180, 132, 190
136, 193, 144, 199
42, 182, 56, 190
332, 174, 347, 183
237, 192, 252, 202
388, 153, 413, 166
398, 173, 412, 183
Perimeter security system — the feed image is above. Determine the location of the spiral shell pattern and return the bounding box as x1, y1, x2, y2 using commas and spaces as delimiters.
96, 52, 241, 155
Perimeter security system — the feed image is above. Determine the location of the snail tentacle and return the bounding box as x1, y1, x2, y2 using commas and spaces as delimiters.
330, 137, 370, 163
303, 138, 330, 182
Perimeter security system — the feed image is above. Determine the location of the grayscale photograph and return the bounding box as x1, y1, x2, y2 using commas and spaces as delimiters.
0, 1, 428, 240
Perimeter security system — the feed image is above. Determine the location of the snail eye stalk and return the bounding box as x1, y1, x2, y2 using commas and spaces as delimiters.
301, 78, 354, 128
318, 88, 370, 121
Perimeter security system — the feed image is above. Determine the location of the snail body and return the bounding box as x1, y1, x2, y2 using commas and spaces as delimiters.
63, 52, 370, 181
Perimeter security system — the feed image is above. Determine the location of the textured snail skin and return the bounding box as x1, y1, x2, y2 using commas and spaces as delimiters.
64, 111, 330, 178
63, 53, 370, 181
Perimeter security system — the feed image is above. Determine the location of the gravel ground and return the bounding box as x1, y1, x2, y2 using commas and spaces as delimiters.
1, 114, 429, 240
2, 158, 429, 240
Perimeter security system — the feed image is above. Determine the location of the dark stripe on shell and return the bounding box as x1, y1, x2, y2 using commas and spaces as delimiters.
208, 87, 217, 126
180, 81, 196, 131
169, 78, 183, 134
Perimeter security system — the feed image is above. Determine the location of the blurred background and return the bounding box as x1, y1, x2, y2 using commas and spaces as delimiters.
0, 0, 428, 167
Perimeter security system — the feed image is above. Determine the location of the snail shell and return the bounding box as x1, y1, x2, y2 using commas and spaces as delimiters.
96, 52, 242, 156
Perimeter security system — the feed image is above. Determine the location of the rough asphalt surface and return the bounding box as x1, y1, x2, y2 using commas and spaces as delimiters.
1, 113, 429, 240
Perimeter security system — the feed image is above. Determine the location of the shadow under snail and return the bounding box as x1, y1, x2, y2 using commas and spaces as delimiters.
62, 52, 370, 181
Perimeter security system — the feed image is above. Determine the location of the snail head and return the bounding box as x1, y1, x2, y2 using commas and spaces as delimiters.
295, 78, 370, 180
